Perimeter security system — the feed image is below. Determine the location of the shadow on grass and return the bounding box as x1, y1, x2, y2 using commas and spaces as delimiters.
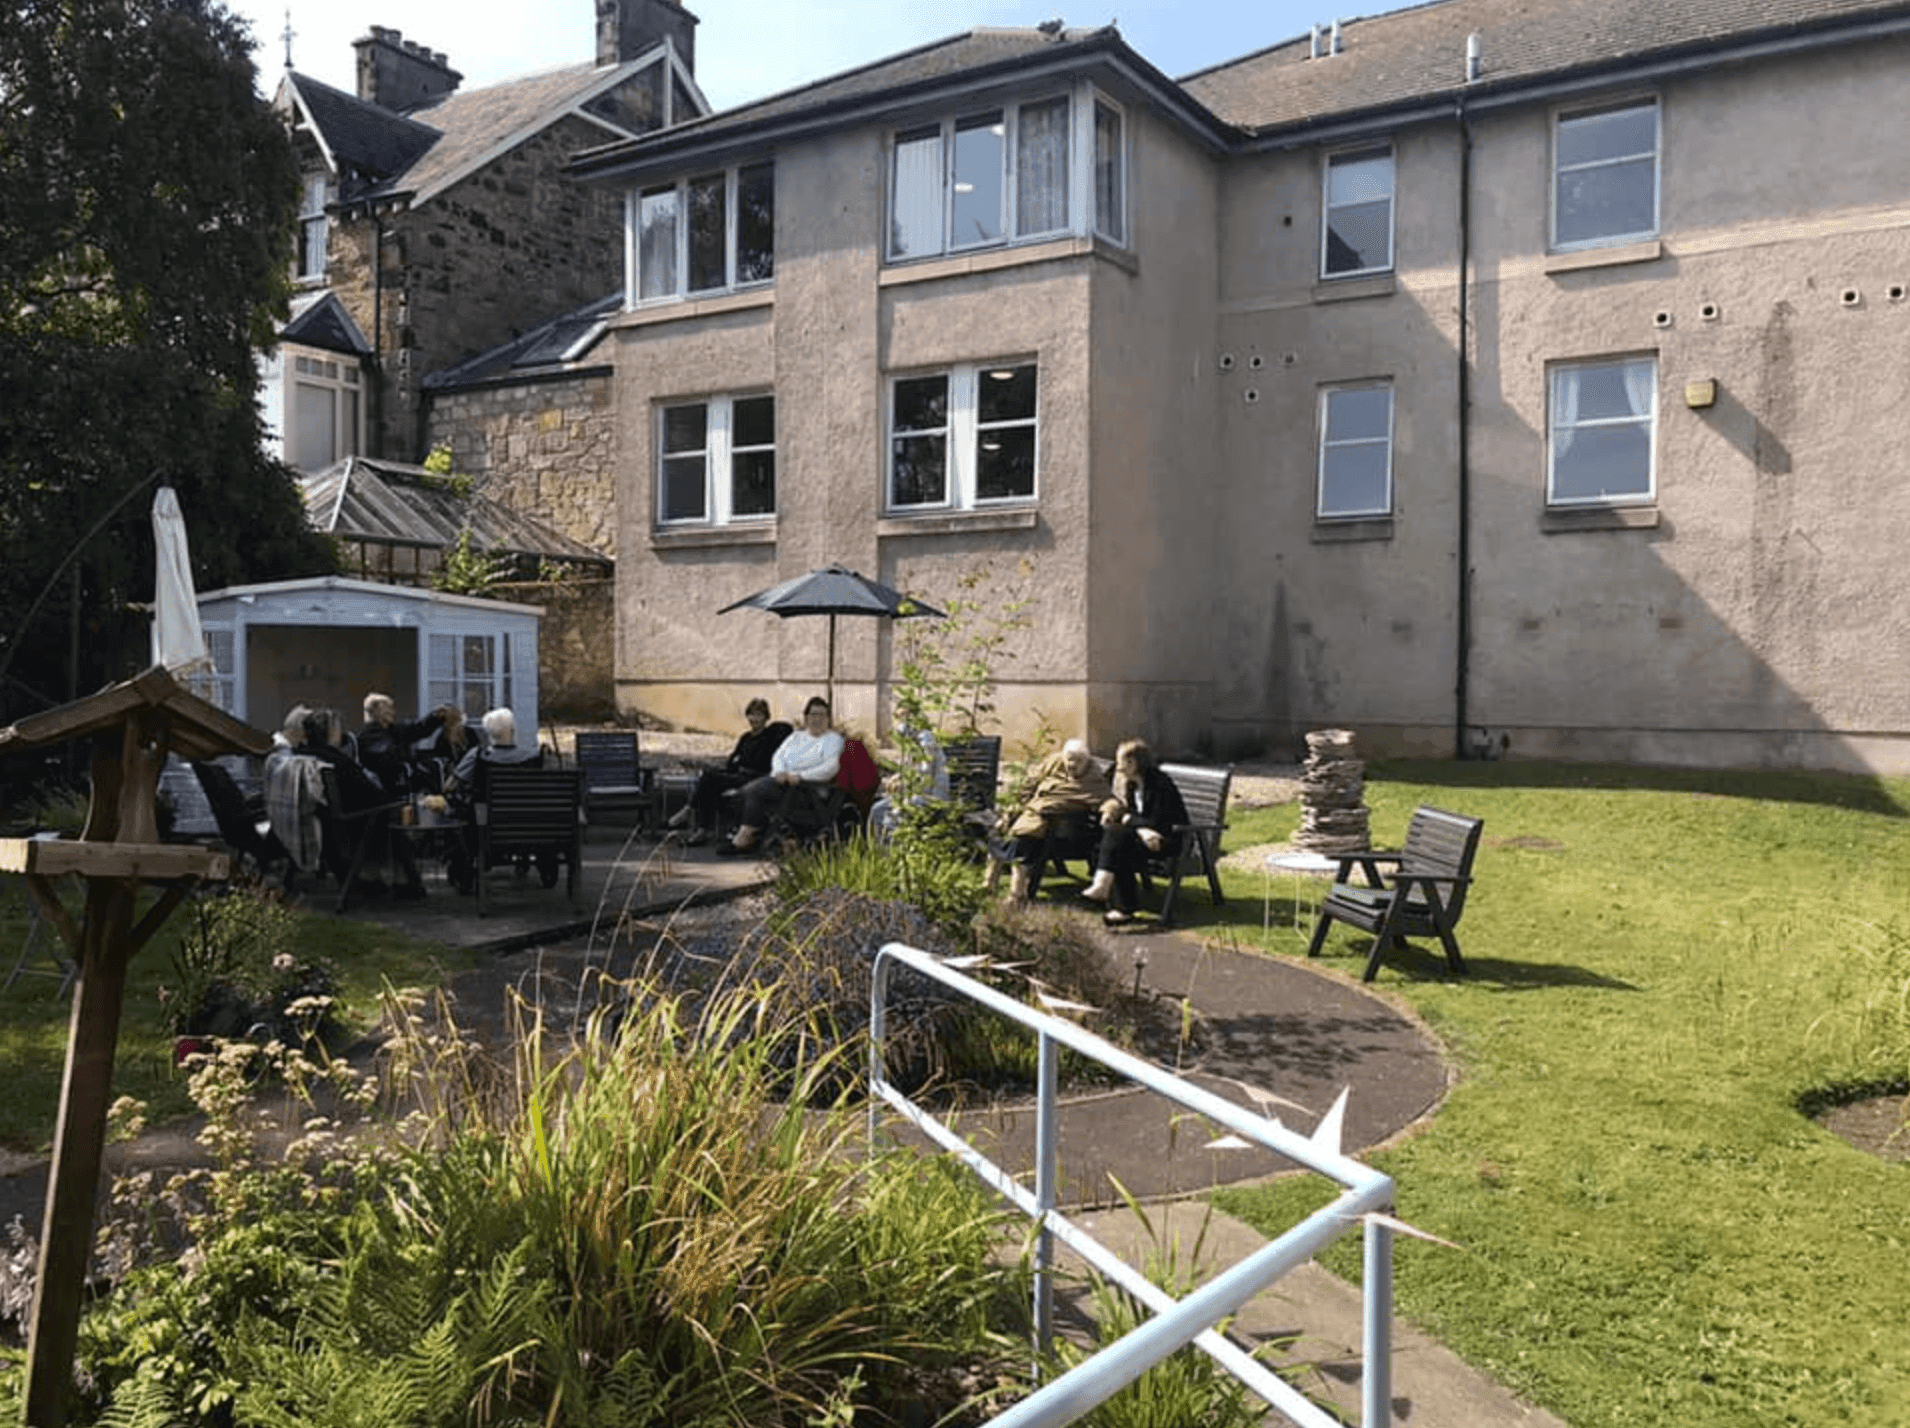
1371, 758, 1908, 818
1313, 941, 1642, 992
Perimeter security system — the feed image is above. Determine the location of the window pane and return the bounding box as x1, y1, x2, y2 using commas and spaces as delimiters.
1016, 96, 1069, 235
893, 374, 948, 433
951, 112, 1004, 247
662, 456, 706, 520
1321, 444, 1391, 516
891, 434, 947, 506
891, 127, 944, 258
1557, 104, 1657, 168
662, 402, 708, 454
737, 162, 774, 283
1325, 147, 1393, 275
732, 395, 774, 448
731, 449, 775, 516
1571, 362, 1652, 420
1094, 101, 1124, 243
1324, 386, 1392, 442
978, 364, 1036, 422
1550, 359, 1654, 503
1557, 156, 1656, 246
1552, 426, 1651, 502
976, 426, 1035, 500
638, 186, 678, 300
463, 635, 494, 678
429, 633, 456, 680
687, 173, 727, 293
294, 383, 336, 470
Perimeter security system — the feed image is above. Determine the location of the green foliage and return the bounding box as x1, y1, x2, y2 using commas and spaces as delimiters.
420, 443, 477, 499
776, 828, 984, 941
0, 0, 336, 712
431, 529, 514, 598
892, 560, 1032, 744
165, 884, 342, 1045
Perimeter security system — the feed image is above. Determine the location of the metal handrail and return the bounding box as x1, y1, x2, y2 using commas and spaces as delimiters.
870, 941, 1397, 1428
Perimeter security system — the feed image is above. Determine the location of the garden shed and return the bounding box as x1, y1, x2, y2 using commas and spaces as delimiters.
191, 576, 544, 736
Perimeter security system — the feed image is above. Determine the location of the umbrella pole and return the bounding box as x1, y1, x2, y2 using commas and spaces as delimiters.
827, 614, 837, 710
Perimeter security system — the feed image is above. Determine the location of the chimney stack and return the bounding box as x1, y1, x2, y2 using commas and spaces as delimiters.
597, 0, 698, 72
354, 27, 462, 112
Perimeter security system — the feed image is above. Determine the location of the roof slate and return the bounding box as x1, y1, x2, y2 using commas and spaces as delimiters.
285, 72, 440, 187
1182, 0, 1910, 132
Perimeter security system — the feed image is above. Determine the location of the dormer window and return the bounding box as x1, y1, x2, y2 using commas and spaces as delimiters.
630, 160, 774, 304
887, 86, 1125, 262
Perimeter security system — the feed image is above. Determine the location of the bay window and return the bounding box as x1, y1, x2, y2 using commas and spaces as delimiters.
888, 362, 1037, 510
658, 394, 776, 526
631, 160, 774, 304
290, 352, 361, 472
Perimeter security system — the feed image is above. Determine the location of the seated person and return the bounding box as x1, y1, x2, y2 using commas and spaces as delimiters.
868, 719, 949, 841
263, 703, 324, 875
719, 696, 842, 854
302, 706, 427, 901
445, 707, 547, 892
1081, 738, 1188, 926
357, 692, 450, 799
414, 706, 474, 795
997, 738, 1112, 901
664, 697, 792, 845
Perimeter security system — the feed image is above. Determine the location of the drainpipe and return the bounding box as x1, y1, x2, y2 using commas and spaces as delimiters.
371, 210, 386, 460
1453, 91, 1474, 760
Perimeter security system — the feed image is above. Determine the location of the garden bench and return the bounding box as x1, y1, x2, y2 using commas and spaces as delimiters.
473, 764, 584, 916
1037, 761, 1232, 925
1305, 804, 1484, 982
942, 734, 1002, 840
571, 730, 656, 829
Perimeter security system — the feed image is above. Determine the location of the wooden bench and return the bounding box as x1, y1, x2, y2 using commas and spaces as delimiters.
1305, 805, 1484, 982
943, 734, 1002, 840
1033, 760, 1232, 925
572, 730, 655, 829
474, 764, 584, 916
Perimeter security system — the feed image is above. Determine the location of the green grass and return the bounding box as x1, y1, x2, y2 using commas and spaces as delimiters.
1201, 760, 1910, 1428
0, 881, 485, 1153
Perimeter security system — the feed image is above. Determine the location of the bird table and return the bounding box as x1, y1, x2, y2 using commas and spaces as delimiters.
0, 666, 269, 1428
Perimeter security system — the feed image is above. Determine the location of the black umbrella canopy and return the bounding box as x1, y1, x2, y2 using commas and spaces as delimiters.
718, 564, 944, 706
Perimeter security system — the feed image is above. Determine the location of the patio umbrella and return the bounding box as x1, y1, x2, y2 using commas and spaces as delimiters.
150, 486, 211, 678
718, 563, 944, 707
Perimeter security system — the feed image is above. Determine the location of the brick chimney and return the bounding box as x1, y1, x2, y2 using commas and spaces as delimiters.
597, 0, 698, 72
354, 27, 462, 112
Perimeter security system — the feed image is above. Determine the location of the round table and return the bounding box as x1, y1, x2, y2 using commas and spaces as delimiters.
1262, 850, 1340, 936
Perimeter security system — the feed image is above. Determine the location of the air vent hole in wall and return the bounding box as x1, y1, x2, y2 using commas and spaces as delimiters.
1244, 388, 1260, 404
1889, 284, 1906, 303
1282, 352, 1298, 366
1699, 302, 1720, 321
1248, 354, 1265, 370
1218, 353, 1235, 370
1652, 310, 1673, 329
1841, 288, 1862, 307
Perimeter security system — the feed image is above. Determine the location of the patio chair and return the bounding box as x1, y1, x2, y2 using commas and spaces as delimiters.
572, 730, 657, 829
1305, 805, 1484, 982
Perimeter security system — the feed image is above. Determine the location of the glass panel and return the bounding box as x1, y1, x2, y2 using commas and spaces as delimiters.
638, 186, 678, 300
429, 633, 456, 680
1094, 101, 1124, 243
978, 364, 1036, 422
1557, 156, 1656, 246
463, 634, 494, 677
1325, 148, 1393, 275
293, 383, 335, 470
736, 162, 775, 284
1552, 425, 1651, 502
891, 126, 944, 258
662, 402, 708, 454
1016, 97, 1070, 236
1321, 443, 1390, 516
731, 449, 776, 516
1325, 386, 1392, 442
1557, 104, 1658, 168
1573, 362, 1651, 420
890, 434, 947, 506
662, 456, 705, 521
951, 112, 1004, 247
976, 427, 1035, 501
687, 173, 727, 292
732, 394, 774, 448
892, 374, 948, 433
342, 386, 360, 458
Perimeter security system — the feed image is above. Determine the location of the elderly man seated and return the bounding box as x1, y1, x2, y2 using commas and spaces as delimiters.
444, 707, 548, 893
993, 738, 1113, 901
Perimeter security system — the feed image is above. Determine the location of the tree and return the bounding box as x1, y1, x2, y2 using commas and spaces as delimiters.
0, 0, 336, 719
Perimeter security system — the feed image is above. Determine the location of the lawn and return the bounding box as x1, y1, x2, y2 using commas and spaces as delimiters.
1205, 760, 1910, 1428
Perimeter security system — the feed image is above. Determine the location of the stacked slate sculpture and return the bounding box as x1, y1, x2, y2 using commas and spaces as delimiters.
1293, 728, 1371, 855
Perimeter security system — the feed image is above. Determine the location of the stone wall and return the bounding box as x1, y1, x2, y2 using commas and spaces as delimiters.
425, 370, 618, 553
493, 576, 617, 723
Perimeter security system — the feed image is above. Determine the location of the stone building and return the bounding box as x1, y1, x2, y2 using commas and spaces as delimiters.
555, 0, 1910, 773
264, 0, 706, 475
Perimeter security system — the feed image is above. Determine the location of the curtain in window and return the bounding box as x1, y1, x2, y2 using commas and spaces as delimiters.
1016, 98, 1069, 236
638, 187, 678, 300
891, 129, 943, 258
687, 174, 727, 293
1552, 366, 1582, 461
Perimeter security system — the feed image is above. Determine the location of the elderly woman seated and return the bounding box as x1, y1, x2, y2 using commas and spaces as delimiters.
994, 738, 1112, 901
718, 696, 842, 854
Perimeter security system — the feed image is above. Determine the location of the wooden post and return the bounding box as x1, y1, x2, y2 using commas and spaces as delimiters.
21, 877, 136, 1428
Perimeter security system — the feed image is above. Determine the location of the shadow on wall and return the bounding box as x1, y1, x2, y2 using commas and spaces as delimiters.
496, 577, 616, 722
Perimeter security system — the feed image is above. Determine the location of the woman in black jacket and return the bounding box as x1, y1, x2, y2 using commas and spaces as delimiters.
666, 698, 793, 844
1081, 738, 1187, 926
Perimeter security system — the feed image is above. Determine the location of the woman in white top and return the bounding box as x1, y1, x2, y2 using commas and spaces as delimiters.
721, 696, 844, 853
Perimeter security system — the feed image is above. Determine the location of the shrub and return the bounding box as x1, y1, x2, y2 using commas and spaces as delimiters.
164, 884, 342, 1048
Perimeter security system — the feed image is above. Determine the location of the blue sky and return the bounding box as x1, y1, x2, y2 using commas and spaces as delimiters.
231, 0, 1416, 108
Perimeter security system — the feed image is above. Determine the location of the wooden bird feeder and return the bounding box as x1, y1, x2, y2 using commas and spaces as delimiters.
0, 665, 270, 1427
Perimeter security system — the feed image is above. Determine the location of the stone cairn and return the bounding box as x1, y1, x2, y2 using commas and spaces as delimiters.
1292, 728, 1372, 855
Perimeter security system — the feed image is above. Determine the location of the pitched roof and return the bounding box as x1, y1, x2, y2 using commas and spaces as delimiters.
282, 290, 373, 357
301, 457, 612, 568
421, 293, 620, 390
281, 72, 440, 196
1183, 0, 1910, 134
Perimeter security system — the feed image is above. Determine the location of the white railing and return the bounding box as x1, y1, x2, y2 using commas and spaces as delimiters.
869, 941, 1397, 1428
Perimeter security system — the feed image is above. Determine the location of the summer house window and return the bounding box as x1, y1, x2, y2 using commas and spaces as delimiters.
888, 362, 1037, 511
1554, 99, 1659, 250
290, 353, 361, 472
657, 394, 776, 526
1322, 146, 1393, 277
887, 89, 1124, 261
1548, 356, 1656, 505
297, 173, 328, 280
632, 161, 774, 304
1318, 383, 1394, 518
429, 632, 515, 724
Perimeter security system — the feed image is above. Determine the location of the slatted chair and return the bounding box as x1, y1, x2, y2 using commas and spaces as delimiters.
1305, 805, 1485, 982
943, 734, 1003, 843
191, 759, 294, 888
473, 764, 585, 916
572, 730, 656, 829
317, 765, 412, 913
1144, 762, 1233, 925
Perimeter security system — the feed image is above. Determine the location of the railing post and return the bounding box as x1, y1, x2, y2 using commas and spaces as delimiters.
1033, 1027, 1058, 1361
1363, 1213, 1394, 1427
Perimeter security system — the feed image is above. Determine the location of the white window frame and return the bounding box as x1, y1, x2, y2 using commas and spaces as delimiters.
1317, 382, 1395, 519
886, 361, 1038, 513
1552, 97, 1660, 251
296, 172, 328, 281
626, 160, 774, 306
287, 349, 362, 473
1547, 355, 1658, 506
655, 393, 776, 527
428, 632, 515, 724
1321, 144, 1394, 278
886, 85, 1126, 263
